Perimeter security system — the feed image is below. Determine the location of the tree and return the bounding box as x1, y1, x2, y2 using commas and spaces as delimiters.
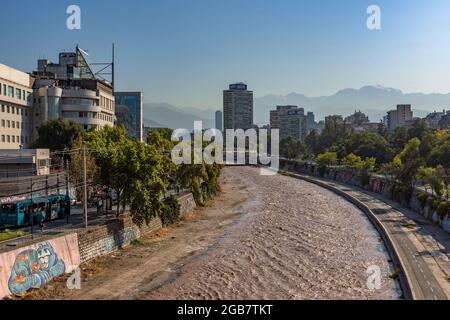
343, 153, 362, 168
305, 129, 319, 155
68, 135, 99, 201
34, 119, 84, 150
280, 136, 307, 160
396, 138, 423, 187
317, 152, 338, 166
343, 131, 393, 165
388, 126, 410, 153
416, 166, 444, 197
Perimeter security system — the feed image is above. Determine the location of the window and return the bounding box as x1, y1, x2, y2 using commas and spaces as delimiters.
12, 121, 15, 129
12, 136, 15, 143
7, 135, 10, 143
11, 106, 14, 114
7, 86, 15, 97
1, 135, 4, 143
22, 90, 25, 100
16, 136, 19, 143
16, 121, 19, 128
1, 105, 4, 112
6, 106, 10, 113
7, 120, 10, 128
21, 136, 24, 144
1, 120, 4, 127
3, 85, 6, 95
16, 88, 21, 100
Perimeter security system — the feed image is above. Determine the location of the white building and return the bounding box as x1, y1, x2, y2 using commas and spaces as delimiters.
0, 64, 34, 149
384, 104, 413, 132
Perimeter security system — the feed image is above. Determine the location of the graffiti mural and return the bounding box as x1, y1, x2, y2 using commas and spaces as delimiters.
8, 243, 66, 295
0, 233, 80, 298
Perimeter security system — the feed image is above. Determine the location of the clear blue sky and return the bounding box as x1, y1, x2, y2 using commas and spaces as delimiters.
1, 0, 450, 109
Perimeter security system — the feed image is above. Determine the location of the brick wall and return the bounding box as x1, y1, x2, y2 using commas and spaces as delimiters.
77, 215, 162, 263
77, 192, 196, 263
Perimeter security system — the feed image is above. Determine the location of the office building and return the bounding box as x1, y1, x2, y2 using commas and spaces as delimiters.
270, 105, 308, 140
0, 64, 34, 149
215, 110, 223, 131
384, 104, 413, 132
32, 47, 115, 134
115, 92, 144, 142
223, 83, 253, 130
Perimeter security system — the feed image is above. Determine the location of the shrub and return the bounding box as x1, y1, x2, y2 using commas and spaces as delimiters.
416, 191, 429, 208
159, 195, 181, 226
437, 201, 450, 218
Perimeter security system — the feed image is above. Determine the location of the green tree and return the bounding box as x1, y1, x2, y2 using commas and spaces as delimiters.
280, 136, 307, 160
305, 129, 319, 155
34, 119, 84, 150
416, 166, 444, 197
342, 131, 393, 165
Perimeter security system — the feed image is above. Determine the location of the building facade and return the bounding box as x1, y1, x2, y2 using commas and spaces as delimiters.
424, 110, 446, 129
114, 92, 143, 142
32, 47, 115, 134
385, 104, 413, 132
270, 105, 308, 140
223, 83, 253, 130
215, 110, 223, 131
0, 64, 34, 149
33, 78, 115, 134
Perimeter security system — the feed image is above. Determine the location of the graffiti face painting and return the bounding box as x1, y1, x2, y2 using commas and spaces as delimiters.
7, 242, 66, 295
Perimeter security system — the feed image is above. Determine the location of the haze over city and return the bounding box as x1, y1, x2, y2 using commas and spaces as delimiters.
2, 0, 450, 111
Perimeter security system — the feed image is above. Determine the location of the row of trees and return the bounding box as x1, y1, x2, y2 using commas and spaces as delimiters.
34, 119, 223, 226
280, 119, 450, 203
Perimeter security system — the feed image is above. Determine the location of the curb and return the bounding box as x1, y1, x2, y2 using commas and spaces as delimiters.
282, 171, 415, 300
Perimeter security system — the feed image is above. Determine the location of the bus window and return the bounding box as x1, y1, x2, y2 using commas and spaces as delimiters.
1, 204, 17, 214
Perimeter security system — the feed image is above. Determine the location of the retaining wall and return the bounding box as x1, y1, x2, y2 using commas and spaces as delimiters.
281, 159, 450, 234
77, 192, 196, 263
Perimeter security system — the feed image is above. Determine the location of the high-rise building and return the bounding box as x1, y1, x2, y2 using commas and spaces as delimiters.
384, 104, 413, 132
215, 110, 223, 131
32, 47, 115, 134
115, 92, 144, 142
223, 83, 253, 130
270, 105, 308, 140
0, 64, 34, 149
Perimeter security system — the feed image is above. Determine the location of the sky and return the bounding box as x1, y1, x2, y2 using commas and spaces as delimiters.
1, 0, 450, 109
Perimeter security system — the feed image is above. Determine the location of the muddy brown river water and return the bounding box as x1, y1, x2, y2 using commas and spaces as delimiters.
141, 167, 401, 300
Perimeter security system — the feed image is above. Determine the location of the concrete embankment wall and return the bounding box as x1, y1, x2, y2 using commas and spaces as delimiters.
281, 160, 450, 234
78, 192, 196, 263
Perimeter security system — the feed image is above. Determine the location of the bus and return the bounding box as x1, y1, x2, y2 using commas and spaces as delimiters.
0, 194, 71, 227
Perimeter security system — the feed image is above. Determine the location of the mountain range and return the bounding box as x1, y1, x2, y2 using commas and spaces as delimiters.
144, 86, 450, 129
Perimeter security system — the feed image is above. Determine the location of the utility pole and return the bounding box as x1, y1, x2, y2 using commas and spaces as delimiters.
83, 146, 88, 229
66, 159, 70, 224
30, 178, 34, 239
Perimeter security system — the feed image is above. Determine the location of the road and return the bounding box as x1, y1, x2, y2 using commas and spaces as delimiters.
291, 173, 449, 300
